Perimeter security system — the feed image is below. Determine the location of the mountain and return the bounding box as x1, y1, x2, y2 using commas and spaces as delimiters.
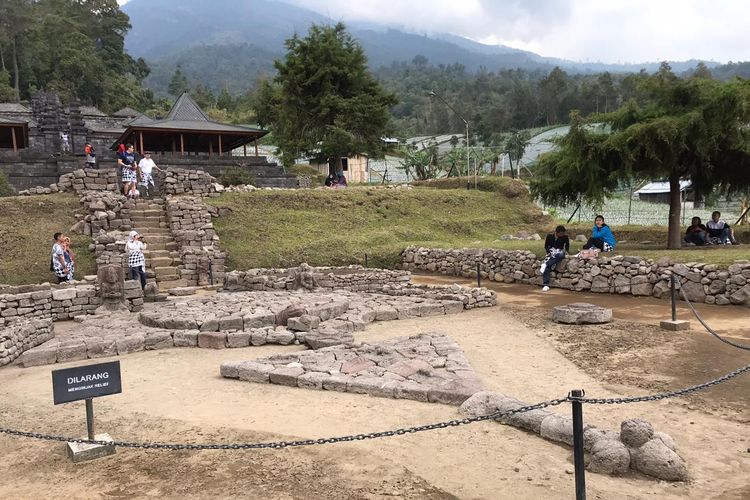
122, 0, 719, 95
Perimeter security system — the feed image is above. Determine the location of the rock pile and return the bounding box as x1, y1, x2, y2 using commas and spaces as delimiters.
403, 247, 750, 307
221, 332, 484, 405
76, 191, 134, 235
0, 318, 54, 366
460, 392, 688, 481
223, 265, 411, 292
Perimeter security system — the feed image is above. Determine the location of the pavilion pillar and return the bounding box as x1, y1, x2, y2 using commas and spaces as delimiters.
139, 132, 144, 154
172, 137, 176, 157
243, 144, 247, 157
218, 135, 222, 156
254, 138, 258, 156
180, 134, 184, 157
11, 127, 18, 153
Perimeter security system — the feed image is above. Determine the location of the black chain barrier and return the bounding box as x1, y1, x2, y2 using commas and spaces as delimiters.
0, 398, 570, 450
679, 287, 750, 351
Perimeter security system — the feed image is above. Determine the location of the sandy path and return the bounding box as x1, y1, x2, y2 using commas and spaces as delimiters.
1, 303, 749, 499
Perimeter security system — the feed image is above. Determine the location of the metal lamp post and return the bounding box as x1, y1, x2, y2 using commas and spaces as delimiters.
428, 90, 470, 190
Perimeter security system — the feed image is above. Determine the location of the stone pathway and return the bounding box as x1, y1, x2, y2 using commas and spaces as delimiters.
18, 290, 477, 367
221, 333, 484, 405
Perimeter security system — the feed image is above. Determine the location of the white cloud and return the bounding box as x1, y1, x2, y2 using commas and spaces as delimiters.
285, 0, 750, 62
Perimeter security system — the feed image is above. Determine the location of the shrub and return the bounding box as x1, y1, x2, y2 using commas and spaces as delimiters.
0, 171, 15, 197
289, 164, 326, 186
219, 167, 256, 186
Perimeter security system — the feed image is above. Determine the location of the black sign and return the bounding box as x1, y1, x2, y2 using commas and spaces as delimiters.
52, 361, 122, 405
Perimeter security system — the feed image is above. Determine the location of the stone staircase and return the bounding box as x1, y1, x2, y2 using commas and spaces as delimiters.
129, 198, 188, 290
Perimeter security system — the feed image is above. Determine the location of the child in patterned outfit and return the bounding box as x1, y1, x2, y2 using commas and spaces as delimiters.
62, 236, 75, 281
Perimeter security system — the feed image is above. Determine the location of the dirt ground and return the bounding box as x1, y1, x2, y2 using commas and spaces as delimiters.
1, 280, 749, 499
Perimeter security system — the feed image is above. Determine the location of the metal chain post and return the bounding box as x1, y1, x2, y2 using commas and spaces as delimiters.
570, 390, 586, 500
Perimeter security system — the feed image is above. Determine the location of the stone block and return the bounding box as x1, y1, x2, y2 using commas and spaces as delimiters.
297, 371, 329, 390
198, 332, 227, 349
144, 331, 174, 350
427, 379, 483, 405
269, 365, 305, 386
173, 330, 198, 347
219, 316, 243, 331
630, 438, 689, 481
243, 311, 276, 329
57, 341, 87, 363
116, 335, 145, 355
266, 328, 296, 345
84, 338, 117, 359
51, 288, 77, 301
660, 320, 690, 331
226, 331, 251, 348
66, 433, 116, 463
552, 303, 612, 324
20, 346, 58, 367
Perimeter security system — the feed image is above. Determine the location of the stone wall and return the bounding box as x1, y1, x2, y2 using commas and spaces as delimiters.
0, 318, 54, 367
223, 265, 412, 292
162, 168, 217, 196
75, 192, 134, 235
0, 280, 143, 326
401, 247, 750, 307
0, 283, 100, 323
223, 265, 497, 309
166, 196, 226, 286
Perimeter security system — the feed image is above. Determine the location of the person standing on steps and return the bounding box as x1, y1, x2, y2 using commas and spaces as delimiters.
137, 152, 162, 198
540, 225, 570, 292
84, 143, 96, 168
127, 230, 147, 290
117, 144, 137, 196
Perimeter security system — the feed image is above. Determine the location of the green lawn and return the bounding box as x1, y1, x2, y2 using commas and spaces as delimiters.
207, 182, 548, 270
0, 193, 95, 285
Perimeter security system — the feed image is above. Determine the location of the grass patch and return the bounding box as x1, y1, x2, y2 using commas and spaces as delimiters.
207, 187, 549, 270
412, 176, 529, 197
0, 194, 95, 285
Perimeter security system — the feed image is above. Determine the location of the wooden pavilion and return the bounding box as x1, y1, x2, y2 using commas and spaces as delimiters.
111, 93, 267, 157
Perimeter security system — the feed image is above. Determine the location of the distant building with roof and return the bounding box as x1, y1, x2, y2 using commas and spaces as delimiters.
0, 92, 294, 191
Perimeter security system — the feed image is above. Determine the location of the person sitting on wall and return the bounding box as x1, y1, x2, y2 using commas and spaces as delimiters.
706, 211, 738, 245
684, 216, 708, 246
324, 173, 337, 187
579, 215, 616, 257
539, 225, 570, 292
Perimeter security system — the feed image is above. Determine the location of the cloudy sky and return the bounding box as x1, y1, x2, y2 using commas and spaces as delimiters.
119, 0, 749, 63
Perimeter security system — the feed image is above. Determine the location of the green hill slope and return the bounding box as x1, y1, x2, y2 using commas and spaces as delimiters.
0, 194, 95, 285
207, 179, 548, 270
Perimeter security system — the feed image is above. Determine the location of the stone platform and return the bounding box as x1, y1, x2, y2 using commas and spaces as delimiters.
221, 333, 484, 405
18, 288, 490, 367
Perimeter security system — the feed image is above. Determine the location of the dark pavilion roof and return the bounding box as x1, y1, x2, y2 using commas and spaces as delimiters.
112, 93, 267, 151
0, 102, 31, 113
0, 116, 29, 125
80, 105, 107, 116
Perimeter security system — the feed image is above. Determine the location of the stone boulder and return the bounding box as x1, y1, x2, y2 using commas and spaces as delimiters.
551, 303, 612, 324
630, 438, 689, 481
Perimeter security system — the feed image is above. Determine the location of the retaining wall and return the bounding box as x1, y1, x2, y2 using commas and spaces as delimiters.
0, 318, 54, 367
166, 196, 226, 286
401, 247, 750, 307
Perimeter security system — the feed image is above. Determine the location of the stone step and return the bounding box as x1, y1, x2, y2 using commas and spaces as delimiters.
144, 242, 178, 251
157, 278, 190, 290
134, 227, 171, 235
130, 216, 168, 224
154, 265, 180, 275
150, 256, 181, 268
128, 209, 164, 217
137, 235, 173, 244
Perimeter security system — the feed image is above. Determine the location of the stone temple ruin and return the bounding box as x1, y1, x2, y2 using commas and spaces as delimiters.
0, 263, 689, 481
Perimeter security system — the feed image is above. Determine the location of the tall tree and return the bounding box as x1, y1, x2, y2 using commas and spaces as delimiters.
531, 68, 750, 248
168, 67, 190, 97
258, 23, 397, 168
504, 129, 531, 179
